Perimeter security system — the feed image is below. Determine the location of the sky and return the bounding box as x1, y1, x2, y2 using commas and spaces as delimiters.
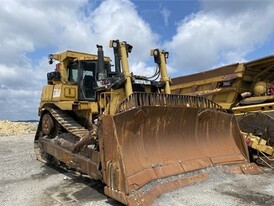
1, 0, 274, 120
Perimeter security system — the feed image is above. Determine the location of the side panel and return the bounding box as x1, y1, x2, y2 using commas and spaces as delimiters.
52, 84, 78, 101
41, 84, 78, 102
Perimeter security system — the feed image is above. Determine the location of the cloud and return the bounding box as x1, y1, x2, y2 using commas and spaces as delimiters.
131, 61, 157, 78
0, 87, 41, 120
0, 57, 51, 120
0, 0, 158, 120
85, 0, 158, 62
161, 7, 171, 27
165, 0, 274, 75
2, 0, 274, 120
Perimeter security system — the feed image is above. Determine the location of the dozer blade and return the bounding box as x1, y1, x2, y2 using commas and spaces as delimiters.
99, 106, 261, 205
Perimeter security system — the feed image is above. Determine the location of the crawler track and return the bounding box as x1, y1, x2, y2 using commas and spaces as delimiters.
47, 108, 88, 139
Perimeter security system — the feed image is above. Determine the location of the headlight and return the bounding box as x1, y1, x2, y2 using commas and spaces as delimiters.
164, 51, 169, 59
153, 49, 158, 56
48, 54, 54, 64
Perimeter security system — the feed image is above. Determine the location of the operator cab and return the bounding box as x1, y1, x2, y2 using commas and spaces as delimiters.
67, 60, 112, 101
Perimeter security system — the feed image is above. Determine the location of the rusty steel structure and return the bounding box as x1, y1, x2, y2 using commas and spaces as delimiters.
35, 40, 261, 206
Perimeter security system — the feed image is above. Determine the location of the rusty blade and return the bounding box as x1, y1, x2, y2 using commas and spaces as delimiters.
99, 106, 257, 205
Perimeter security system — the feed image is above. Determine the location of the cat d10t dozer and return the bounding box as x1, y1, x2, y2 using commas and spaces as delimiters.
35, 40, 260, 206
171, 55, 274, 168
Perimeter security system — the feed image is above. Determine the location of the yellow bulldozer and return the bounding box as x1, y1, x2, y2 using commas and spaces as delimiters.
35, 40, 260, 206
171, 55, 274, 168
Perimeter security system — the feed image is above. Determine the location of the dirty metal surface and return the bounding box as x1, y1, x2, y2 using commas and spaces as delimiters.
117, 92, 223, 113
35, 108, 101, 180
39, 138, 102, 180
99, 105, 257, 205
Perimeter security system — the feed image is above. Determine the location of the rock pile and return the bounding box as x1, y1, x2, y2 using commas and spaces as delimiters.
0, 120, 38, 136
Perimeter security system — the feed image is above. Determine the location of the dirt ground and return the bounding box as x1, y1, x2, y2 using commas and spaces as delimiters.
0, 120, 37, 136
0, 129, 273, 205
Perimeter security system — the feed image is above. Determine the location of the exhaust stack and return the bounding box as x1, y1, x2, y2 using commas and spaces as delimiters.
97, 44, 106, 80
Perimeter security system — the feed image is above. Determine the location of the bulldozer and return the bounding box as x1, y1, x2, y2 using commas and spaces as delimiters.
171, 55, 274, 168
35, 40, 260, 206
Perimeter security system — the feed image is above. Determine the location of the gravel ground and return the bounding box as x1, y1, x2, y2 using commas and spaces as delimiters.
0, 133, 273, 206
153, 167, 274, 206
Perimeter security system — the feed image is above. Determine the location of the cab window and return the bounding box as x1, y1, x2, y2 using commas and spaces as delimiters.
67, 63, 78, 83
